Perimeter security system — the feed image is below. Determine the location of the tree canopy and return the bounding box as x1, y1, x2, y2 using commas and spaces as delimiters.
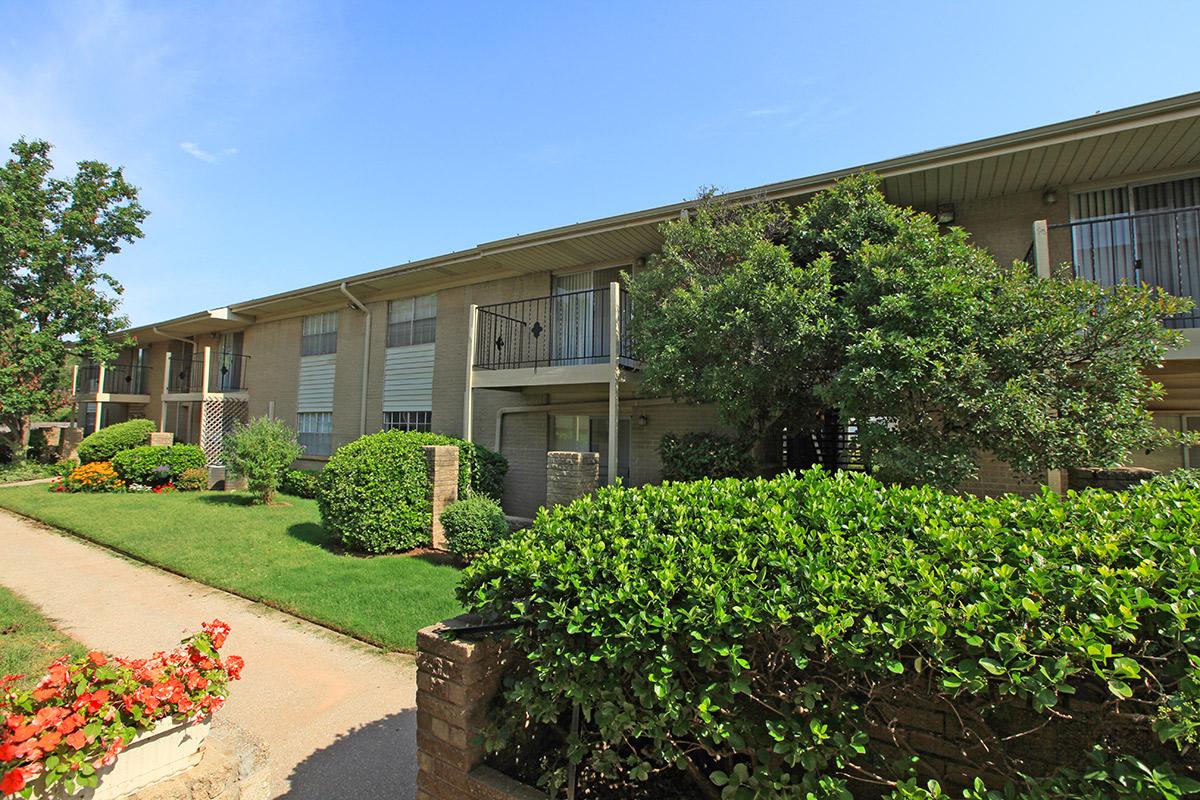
627, 175, 1192, 487
0, 138, 147, 455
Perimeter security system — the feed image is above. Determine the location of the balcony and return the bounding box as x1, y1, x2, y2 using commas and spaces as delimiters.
76, 363, 151, 399
469, 286, 638, 388
1048, 204, 1200, 328
165, 352, 249, 397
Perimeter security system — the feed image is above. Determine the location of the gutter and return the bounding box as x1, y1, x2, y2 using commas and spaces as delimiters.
339, 282, 371, 437
151, 327, 194, 344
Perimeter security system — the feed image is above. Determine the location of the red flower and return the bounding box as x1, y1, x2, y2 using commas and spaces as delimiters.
0, 768, 25, 795
224, 655, 245, 680
88, 651, 108, 667
65, 730, 88, 750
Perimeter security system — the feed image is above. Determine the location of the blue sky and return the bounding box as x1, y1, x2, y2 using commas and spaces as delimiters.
3, 1, 1199, 326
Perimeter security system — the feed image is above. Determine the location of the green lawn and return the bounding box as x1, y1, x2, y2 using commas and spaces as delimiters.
0, 584, 87, 690
0, 487, 464, 652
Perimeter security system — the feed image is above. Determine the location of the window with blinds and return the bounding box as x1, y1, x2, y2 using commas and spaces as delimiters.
382, 410, 431, 432
297, 411, 333, 456
386, 294, 437, 348
301, 311, 338, 356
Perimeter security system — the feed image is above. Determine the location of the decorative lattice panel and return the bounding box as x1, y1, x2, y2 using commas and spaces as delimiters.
199, 398, 249, 464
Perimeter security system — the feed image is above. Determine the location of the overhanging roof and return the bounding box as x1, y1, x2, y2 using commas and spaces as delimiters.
134, 90, 1200, 338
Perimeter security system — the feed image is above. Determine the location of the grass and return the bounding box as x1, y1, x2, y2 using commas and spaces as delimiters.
0, 585, 87, 690
0, 487, 465, 652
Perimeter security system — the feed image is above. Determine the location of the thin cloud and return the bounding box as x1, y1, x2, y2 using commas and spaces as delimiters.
179, 141, 237, 163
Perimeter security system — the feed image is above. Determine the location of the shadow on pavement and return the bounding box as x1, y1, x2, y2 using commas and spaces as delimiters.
280, 709, 417, 800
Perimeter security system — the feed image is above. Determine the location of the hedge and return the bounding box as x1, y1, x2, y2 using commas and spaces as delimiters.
441, 494, 509, 559
459, 469, 1200, 798
280, 468, 321, 499
318, 431, 507, 553
77, 419, 156, 464
111, 444, 206, 486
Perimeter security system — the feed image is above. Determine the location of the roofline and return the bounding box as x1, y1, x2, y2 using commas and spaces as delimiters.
139, 89, 1200, 327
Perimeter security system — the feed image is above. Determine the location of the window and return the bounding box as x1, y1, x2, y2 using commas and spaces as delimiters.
297, 412, 333, 456
386, 294, 437, 347
301, 311, 338, 356
383, 410, 432, 432
549, 414, 631, 482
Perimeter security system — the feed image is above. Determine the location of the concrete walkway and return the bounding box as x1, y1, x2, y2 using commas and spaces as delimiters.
0, 509, 418, 799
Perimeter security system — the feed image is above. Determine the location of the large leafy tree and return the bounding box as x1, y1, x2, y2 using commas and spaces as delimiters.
628, 175, 1192, 488
0, 138, 147, 457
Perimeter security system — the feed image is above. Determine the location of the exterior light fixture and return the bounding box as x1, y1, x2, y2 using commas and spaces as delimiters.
1042, 188, 1058, 205
638, 414, 649, 427
935, 203, 956, 224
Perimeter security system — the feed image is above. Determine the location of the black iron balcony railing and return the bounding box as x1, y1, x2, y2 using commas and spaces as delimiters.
210, 352, 249, 393
77, 363, 150, 395
1050, 204, 1200, 328
167, 357, 204, 394
473, 286, 637, 370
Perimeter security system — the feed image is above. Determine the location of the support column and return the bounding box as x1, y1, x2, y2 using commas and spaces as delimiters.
424, 445, 460, 550
199, 346, 213, 459
161, 352, 172, 431
1032, 219, 1051, 279
463, 303, 478, 442
94, 364, 106, 433
607, 282, 620, 485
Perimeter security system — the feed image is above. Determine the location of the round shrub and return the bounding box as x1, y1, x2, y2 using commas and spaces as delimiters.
77, 419, 156, 464
460, 470, 1200, 798
176, 467, 209, 492
441, 494, 509, 559
280, 468, 321, 499
318, 430, 507, 553
223, 417, 302, 504
112, 444, 206, 485
658, 431, 753, 481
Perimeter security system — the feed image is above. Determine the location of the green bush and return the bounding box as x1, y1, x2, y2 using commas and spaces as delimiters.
77, 419, 156, 464
318, 430, 508, 553
280, 468, 321, 499
441, 494, 509, 559
223, 417, 302, 504
460, 470, 1200, 799
658, 431, 753, 481
176, 467, 209, 492
111, 444, 206, 486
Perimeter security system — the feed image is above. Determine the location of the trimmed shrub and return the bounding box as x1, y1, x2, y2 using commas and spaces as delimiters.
280, 468, 321, 499
658, 431, 753, 482
223, 417, 303, 504
112, 444, 206, 486
77, 419, 156, 464
318, 430, 507, 553
176, 467, 209, 492
441, 494, 509, 559
460, 470, 1200, 798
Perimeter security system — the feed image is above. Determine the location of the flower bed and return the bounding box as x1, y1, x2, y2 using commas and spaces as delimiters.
1, 621, 243, 798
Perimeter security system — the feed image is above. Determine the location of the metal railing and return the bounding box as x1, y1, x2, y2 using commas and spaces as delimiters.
210, 352, 249, 393
1051, 204, 1200, 328
77, 363, 150, 395
473, 286, 638, 370
167, 357, 204, 394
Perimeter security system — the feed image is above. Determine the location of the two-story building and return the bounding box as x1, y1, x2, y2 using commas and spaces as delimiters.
73, 91, 1200, 515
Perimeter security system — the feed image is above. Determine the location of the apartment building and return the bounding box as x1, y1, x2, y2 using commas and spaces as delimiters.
72, 92, 1200, 515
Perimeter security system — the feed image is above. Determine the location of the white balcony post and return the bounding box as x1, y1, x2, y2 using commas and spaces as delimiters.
1032, 219, 1051, 279
96, 363, 106, 396
201, 346, 213, 399
71, 364, 79, 396
463, 304, 478, 442
607, 282, 621, 485
161, 351, 172, 430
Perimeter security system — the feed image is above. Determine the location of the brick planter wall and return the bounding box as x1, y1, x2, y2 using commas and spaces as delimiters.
415, 616, 541, 800
424, 445, 459, 550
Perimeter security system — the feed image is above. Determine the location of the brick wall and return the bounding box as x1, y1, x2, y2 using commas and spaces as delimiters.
415, 617, 541, 800
545, 450, 599, 507
425, 445, 459, 549
1067, 466, 1159, 492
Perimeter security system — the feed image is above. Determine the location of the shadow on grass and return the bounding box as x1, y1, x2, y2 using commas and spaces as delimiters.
196, 493, 257, 507
280, 709, 417, 799
286, 522, 339, 551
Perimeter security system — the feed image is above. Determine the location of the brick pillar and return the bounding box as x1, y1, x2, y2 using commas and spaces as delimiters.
415, 616, 510, 800
545, 450, 600, 507
425, 445, 460, 550
148, 432, 175, 447
60, 428, 84, 462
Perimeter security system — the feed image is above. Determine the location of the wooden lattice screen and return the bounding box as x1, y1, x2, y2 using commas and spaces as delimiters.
199, 398, 249, 464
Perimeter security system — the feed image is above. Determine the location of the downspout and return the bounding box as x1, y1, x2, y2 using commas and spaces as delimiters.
339, 282, 370, 438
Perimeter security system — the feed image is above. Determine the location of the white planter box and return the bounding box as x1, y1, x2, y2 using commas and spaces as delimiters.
33, 717, 210, 800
